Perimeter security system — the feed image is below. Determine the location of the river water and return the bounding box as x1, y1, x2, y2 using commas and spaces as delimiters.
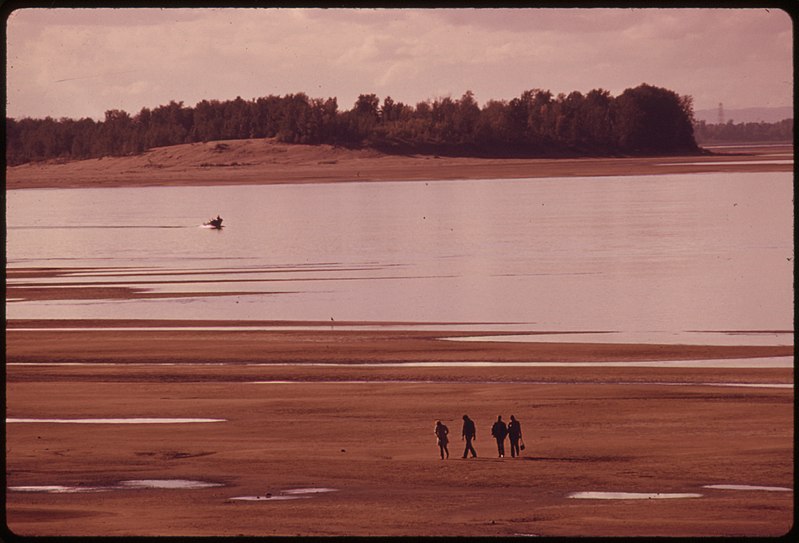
5, 172, 794, 343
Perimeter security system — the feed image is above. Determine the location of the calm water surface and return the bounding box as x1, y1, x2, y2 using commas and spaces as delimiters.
6, 172, 794, 340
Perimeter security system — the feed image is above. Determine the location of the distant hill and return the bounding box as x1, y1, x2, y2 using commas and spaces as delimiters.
693, 106, 793, 124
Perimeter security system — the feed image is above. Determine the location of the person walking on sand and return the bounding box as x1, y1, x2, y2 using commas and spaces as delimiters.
491, 415, 508, 458
461, 415, 477, 458
435, 420, 449, 459
507, 415, 523, 458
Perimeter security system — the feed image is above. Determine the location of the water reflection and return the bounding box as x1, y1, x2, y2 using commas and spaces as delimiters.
568, 491, 702, 500
229, 488, 337, 502
6, 173, 793, 339
658, 160, 793, 166
443, 331, 794, 347
6, 418, 226, 424
9, 479, 224, 493
703, 485, 792, 492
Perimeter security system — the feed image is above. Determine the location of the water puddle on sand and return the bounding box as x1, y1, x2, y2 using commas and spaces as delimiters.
230, 495, 308, 501
245, 380, 791, 389
282, 487, 337, 495
262, 358, 794, 369
6, 323, 537, 333
8, 479, 223, 493
247, 380, 437, 385
6, 418, 226, 424
568, 492, 702, 500
441, 331, 794, 347
658, 160, 794, 166
230, 488, 337, 502
10, 357, 794, 369
8, 485, 110, 493
704, 484, 792, 492
699, 383, 793, 389
118, 479, 223, 489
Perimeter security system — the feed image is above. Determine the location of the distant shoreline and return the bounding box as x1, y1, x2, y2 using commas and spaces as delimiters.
5, 140, 792, 190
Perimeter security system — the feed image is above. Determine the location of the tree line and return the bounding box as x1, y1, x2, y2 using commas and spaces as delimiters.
6, 83, 701, 166
693, 118, 792, 144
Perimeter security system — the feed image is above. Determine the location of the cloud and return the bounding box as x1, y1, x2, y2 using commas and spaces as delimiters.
5, 7, 793, 120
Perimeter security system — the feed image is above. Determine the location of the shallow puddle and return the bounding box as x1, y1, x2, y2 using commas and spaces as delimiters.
698, 383, 793, 389
10, 357, 793, 369
8, 485, 110, 493
8, 479, 222, 493
340, 358, 794, 369
441, 331, 794, 347
658, 160, 793, 166
282, 488, 337, 495
6, 323, 539, 333
246, 380, 791, 389
230, 487, 337, 502
703, 484, 792, 492
247, 380, 437, 385
568, 491, 702, 500
229, 495, 309, 501
6, 417, 226, 424
118, 479, 223, 489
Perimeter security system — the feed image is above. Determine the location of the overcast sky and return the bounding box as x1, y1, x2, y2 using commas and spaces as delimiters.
5, 7, 793, 120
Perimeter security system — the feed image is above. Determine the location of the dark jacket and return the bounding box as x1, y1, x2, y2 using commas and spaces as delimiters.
507, 420, 522, 439
491, 421, 508, 440
435, 424, 449, 444
462, 418, 476, 439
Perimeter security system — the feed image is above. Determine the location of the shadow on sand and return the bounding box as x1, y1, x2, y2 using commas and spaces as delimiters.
522, 455, 633, 463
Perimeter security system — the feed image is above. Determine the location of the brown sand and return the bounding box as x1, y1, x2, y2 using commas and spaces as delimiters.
5, 326, 793, 365
5, 325, 794, 537
5, 142, 794, 536
5, 139, 793, 190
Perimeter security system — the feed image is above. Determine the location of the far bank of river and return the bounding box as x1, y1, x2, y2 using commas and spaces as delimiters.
5, 140, 793, 190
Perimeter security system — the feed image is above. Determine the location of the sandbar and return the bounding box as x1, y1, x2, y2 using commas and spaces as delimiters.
5, 139, 792, 190
4, 141, 794, 536
4, 321, 794, 537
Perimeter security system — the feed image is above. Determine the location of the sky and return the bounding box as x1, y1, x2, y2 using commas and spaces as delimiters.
5, 7, 794, 121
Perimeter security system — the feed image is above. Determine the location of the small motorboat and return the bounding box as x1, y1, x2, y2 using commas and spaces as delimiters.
203, 215, 224, 229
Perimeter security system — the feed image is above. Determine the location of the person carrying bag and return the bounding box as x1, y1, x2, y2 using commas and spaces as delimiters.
508, 415, 524, 457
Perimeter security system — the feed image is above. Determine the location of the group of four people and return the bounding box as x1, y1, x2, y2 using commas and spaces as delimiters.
435, 414, 523, 459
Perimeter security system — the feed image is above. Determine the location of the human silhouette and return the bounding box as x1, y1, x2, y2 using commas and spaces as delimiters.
507, 415, 523, 457
435, 420, 449, 459
461, 415, 477, 458
491, 415, 508, 457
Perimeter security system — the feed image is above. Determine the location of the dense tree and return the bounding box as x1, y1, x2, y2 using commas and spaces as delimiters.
190, 100, 224, 142
7, 83, 722, 166
454, 91, 480, 145
578, 89, 614, 151
612, 84, 697, 153
343, 93, 381, 144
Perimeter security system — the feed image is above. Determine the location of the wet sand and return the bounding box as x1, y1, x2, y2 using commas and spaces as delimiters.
4, 324, 794, 537
5, 139, 792, 190
6, 324, 794, 365
5, 142, 794, 535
